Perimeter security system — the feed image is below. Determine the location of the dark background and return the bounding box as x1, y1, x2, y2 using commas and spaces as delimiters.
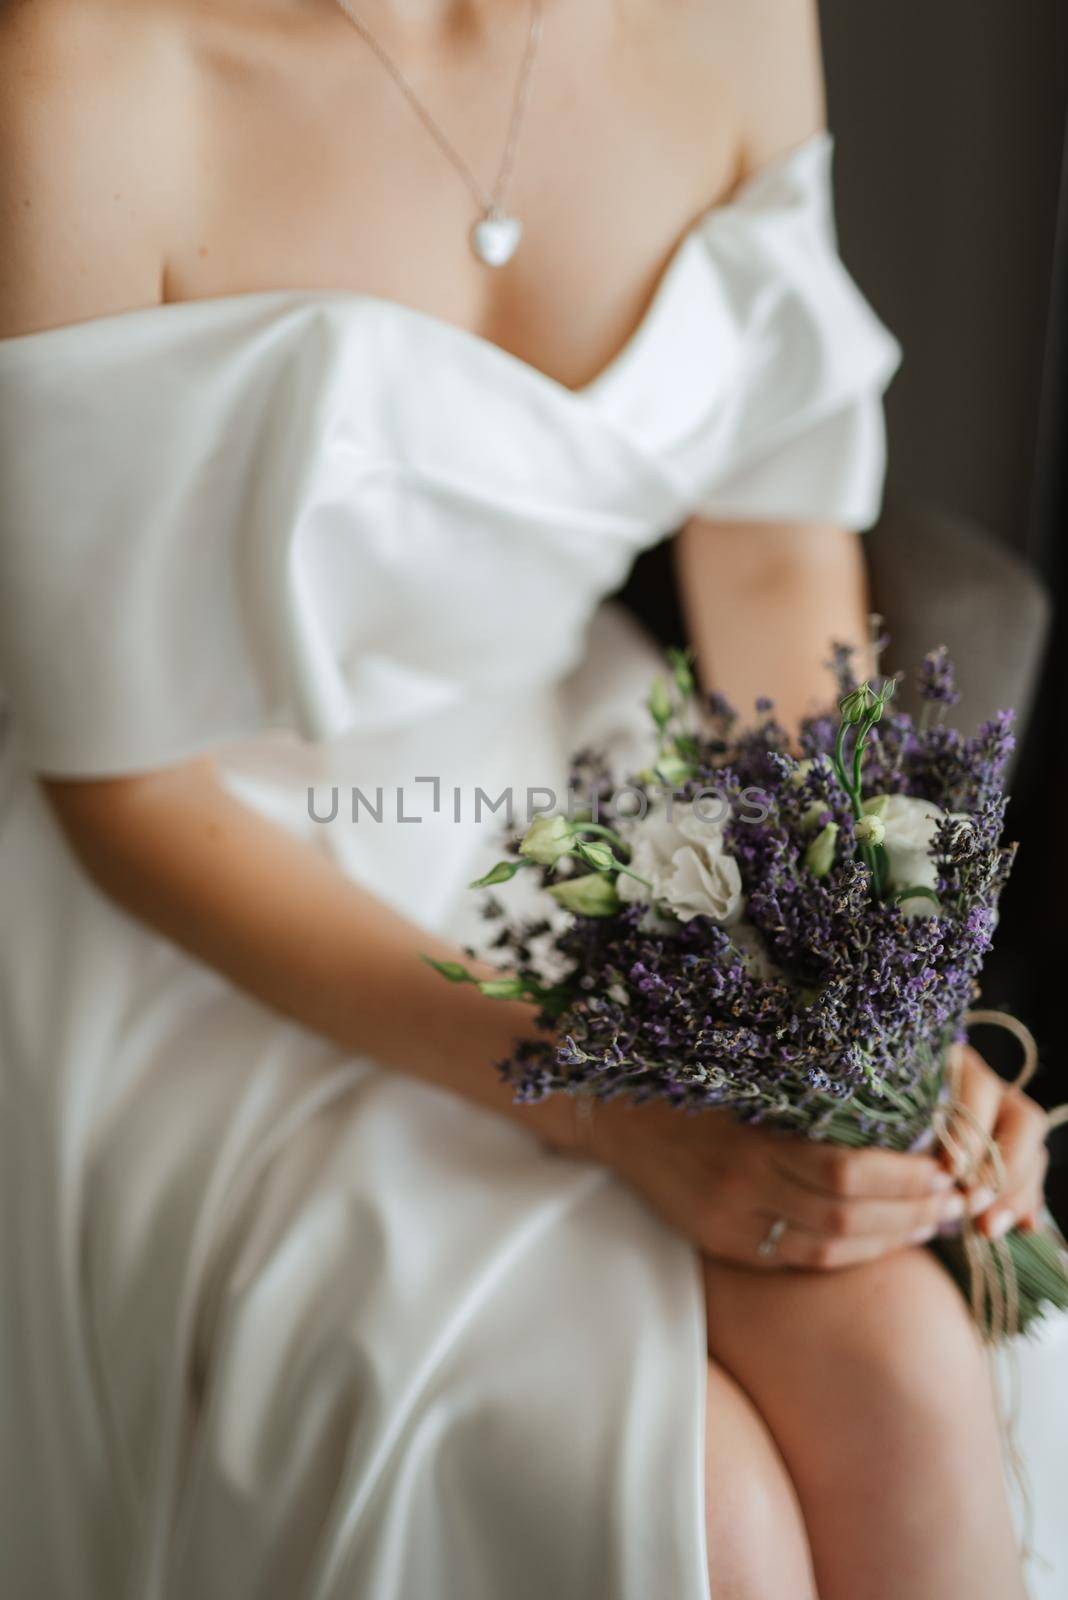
623, 2, 1068, 1216
824, 2, 1068, 1214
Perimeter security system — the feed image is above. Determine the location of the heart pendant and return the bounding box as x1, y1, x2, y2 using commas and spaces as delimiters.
470, 212, 523, 268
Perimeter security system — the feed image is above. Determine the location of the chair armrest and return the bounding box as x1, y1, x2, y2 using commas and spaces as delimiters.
864, 498, 1052, 746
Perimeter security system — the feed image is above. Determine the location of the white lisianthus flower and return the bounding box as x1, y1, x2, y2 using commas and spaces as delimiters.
617, 803, 744, 925
866, 793, 969, 918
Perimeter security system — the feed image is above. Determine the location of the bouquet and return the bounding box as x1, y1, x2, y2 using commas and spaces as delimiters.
429, 644, 1068, 1342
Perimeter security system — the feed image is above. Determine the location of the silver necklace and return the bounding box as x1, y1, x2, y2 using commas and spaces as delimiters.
331, 0, 543, 268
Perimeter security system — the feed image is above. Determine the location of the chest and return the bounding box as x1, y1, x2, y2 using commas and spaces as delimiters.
163, 4, 742, 390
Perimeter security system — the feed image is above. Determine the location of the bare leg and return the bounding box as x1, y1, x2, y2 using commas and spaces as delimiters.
704, 1248, 1026, 1600
704, 1357, 818, 1599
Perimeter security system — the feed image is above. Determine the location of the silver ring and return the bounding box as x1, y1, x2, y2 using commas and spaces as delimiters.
757, 1216, 788, 1260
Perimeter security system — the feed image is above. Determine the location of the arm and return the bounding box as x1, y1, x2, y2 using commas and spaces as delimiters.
674, 4, 871, 729
43, 758, 581, 1153
675, 519, 874, 730
44, 757, 969, 1258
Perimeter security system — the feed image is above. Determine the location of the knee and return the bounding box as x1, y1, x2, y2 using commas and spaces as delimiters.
705, 1365, 817, 1600
841, 1247, 982, 1372
814, 1247, 991, 1447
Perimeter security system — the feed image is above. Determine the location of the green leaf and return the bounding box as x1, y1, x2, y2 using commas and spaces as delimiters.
647, 676, 673, 728
469, 859, 526, 889
421, 956, 476, 984
478, 976, 530, 1000
666, 646, 696, 698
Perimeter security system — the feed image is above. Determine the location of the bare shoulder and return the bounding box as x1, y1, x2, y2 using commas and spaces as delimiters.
634, 0, 826, 178
711, 0, 826, 173
729, 0, 826, 172
0, 0, 194, 337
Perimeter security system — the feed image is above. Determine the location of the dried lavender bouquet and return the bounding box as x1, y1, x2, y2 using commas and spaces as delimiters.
430, 646, 1068, 1341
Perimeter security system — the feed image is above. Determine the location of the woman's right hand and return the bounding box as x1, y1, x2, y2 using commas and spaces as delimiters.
588, 1098, 980, 1270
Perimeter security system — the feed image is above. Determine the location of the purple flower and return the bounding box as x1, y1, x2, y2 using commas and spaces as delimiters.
474, 646, 1016, 1157
917, 645, 961, 708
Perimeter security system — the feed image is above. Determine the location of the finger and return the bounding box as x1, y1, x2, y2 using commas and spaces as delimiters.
984, 1155, 1050, 1230
711, 1214, 802, 1272
762, 1178, 967, 1242
943, 1044, 1002, 1185
1015, 1194, 1048, 1233
979, 1171, 1048, 1241
770, 1140, 955, 1203
992, 1090, 1049, 1194
974, 1092, 1049, 1237
778, 1226, 927, 1273
741, 1198, 943, 1271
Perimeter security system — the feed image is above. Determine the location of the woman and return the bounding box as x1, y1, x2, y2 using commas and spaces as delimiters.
0, 1, 1063, 1596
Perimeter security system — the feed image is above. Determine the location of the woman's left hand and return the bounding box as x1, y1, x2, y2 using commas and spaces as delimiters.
946, 1044, 1050, 1238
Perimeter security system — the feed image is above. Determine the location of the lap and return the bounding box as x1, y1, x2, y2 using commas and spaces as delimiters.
84, 1059, 712, 1599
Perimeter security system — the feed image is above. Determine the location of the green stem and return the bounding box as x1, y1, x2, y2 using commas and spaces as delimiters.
850, 726, 868, 811
574, 822, 628, 851
833, 720, 852, 797
833, 702, 891, 900
609, 861, 655, 892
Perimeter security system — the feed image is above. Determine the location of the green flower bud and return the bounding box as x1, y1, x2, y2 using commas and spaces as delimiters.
667, 647, 696, 698
854, 813, 886, 847
518, 814, 575, 866
789, 758, 817, 789
838, 684, 876, 725
804, 821, 839, 879
861, 793, 890, 818
648, 676, 673, 727
576, 839, 615, 872
548, 873, 621, 918
654, 754, 694, 787
800, 800, 827, 832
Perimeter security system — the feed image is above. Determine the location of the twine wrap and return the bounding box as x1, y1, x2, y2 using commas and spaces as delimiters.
937, 1010, 1068, 1581
942, 1009, 1066, 1344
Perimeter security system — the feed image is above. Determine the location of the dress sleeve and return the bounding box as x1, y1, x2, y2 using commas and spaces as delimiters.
0, 302, 339, 777
603, 133, 902, 531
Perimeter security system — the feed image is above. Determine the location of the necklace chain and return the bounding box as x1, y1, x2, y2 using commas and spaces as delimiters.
331, 0, 543, 220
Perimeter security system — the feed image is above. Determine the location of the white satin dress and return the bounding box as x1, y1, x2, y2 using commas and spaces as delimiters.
1, 133, 1065, 1600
